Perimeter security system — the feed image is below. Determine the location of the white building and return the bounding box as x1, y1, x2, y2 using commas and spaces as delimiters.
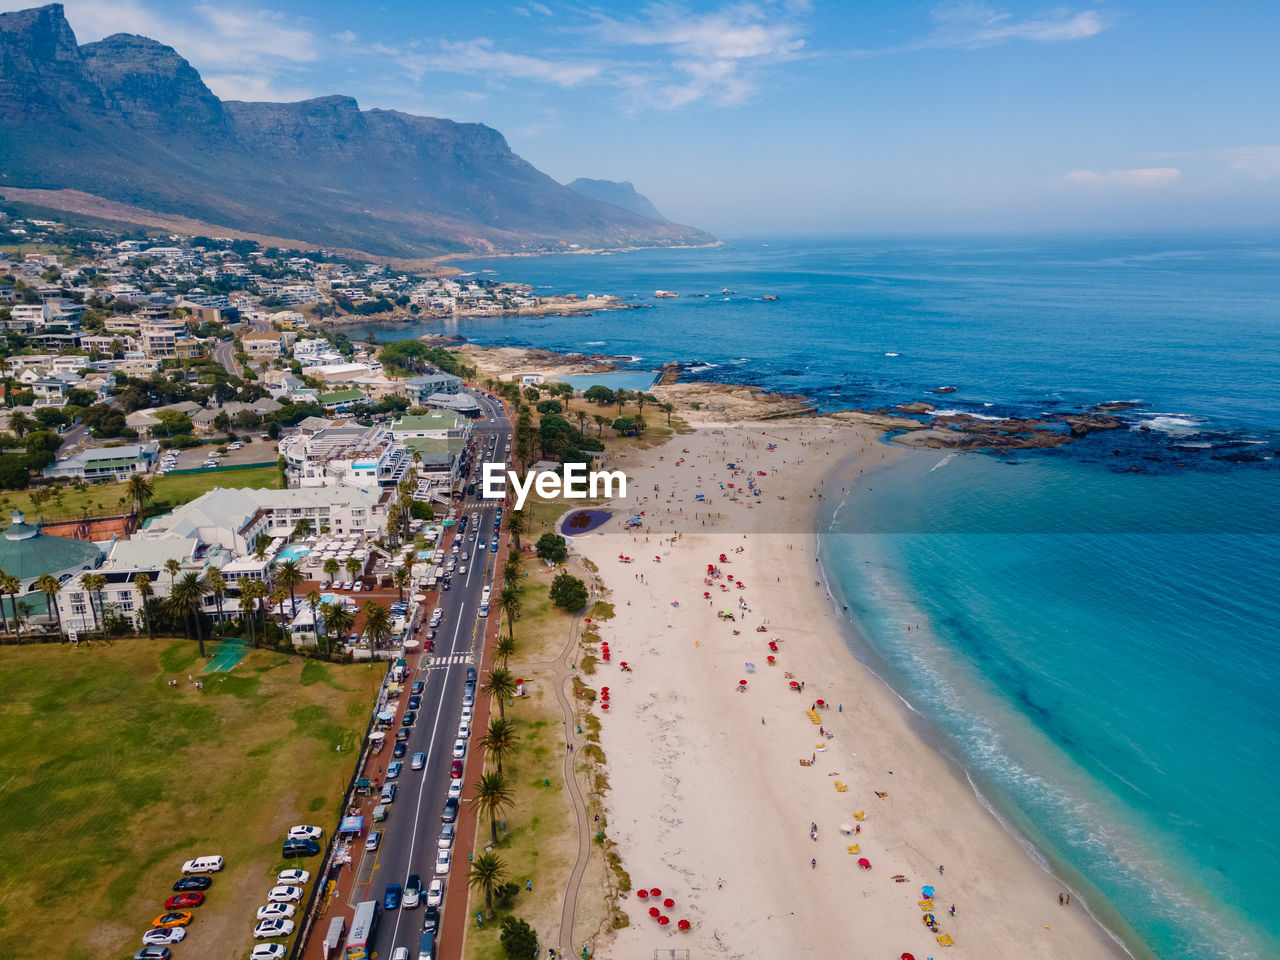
282, 424, 410, 491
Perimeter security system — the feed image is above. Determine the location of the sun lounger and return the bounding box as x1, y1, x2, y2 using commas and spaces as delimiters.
846, 845, 860, 854
919, 898, 934, 910
834, 781, 848, 792
853, 810, 866, 820
936, 934, 955, 946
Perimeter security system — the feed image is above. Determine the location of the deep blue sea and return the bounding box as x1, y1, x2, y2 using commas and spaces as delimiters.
350, 236, 1280, 959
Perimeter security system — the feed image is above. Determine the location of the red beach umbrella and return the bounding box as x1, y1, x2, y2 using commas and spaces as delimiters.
790, 680, 800, 688
858, 858, 871, 869
601, 687, 609, 693
584, 618, 592, 623
901, 954, 916, 960
767, 656, 776, 664
637, 890, 649, 899
650, 888, 662, 897
600, 703, 609, 710
769, 641, 778, 651
739, 679, 747, 686
663, 898, 674, 908
816, 699, 825, 707
677, 919, 691, 931
649, 907, 660, 918
658, 916, 670, 926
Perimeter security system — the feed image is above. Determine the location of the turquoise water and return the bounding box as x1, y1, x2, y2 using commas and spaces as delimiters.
348, 236, 1280, 958
277, 544, 311, 562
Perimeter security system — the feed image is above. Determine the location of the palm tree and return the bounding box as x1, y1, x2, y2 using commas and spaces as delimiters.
344, 556, 362, 584
479, 717, 520, 774
574, 408, 589, 435
323, 557, 339, 585
305, 588, 323, 648
7, 410, 31, 438
124, 472, 153, 522
504, 511, 524, 552
503, 551, 521, 585
468, 851, 509, 917
593, 414, 608, 437
474, 770, 515, 845
0, 568, 10, 637
661, 402, 675, 425
135, 572, 156, 641
164, 558, 181, 596
35, 573, 62, 638
482, 666, 518, 721
241, 579, 270, 645
495, 583, 522, 641
362, 600, 392, 648
1, 573, 21, 641
239, 586, 258, 647
393, 565, 411, 603
321, 601, 355, 648
275, 559, 305, 617
292, 518, 313, 539
81, 572, 106, 641
494, 634, 517, 666
206, 566, 226, 631
171, 572, 210, 658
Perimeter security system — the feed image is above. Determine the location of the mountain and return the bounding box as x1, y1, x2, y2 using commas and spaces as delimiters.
566, 179, 668, 222
0, 4, 712, 259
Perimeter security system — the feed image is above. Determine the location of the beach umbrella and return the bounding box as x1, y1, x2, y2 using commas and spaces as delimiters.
678, 919, 691, 931
704, 592, 711, 598
858, 858, 871, 869
739, 679, 747, 687
600, 703, 609, 710
921, 885, 935, 899
901, 954, 916, 960
650, 888, 662, 897
840, 823, 853, 834
601, 687, 610, 693
663, 898, 674, 908
767, 656, 776, 664
658, 916, 670, 926
636, 890, 649, 900
649, 907, 660, 918
922, 914, 936, 925
769, 641, 778, 651
790, 681, 800, 688
816, 699, 825, 707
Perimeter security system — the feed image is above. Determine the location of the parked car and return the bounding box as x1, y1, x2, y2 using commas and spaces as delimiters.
267, 885, 303, 903
381, 782, 397, 804
452, 739, 466, 759
448, 778, 462, 799
461, 705, 473, 723
384, 882, 402, 909
412, 681, 425, 695
141, 928, 185, 946
387, 760, 403, 780
172, 876, 211, 892
412, 751, 426, 770
164, 892, 204, 909
366, 830, 382, 852
442, 798, 459, 823
287, 825, 323, 841
450, 759, 464, 778
401, 710, 417, 727
134, 947, 172, 960
395, 727, 410, 742
253, 918, 295, 940
393, 742, 407, 759
150, 912, 192, 929
180, 856, 224, 875
403, 874, 423, 908
250, 945, 287, 960
438, 823, 455, 849
457, 722, 470, 740
426, 878, 444, 908
407, 695, 421, 710
434, 849, 451, 875
256, 903, 296, 921
391, 949, 409, 960
278, 869, 310, 885
282, 838, 320, 859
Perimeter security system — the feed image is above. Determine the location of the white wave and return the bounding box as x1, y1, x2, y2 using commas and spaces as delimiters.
884, 352, 900, 357
684, 363, 719, 374
930, 408, 1005, 422
585, 341, 606, 346
929, 453, 958, 473
1139, 414, 1206, 434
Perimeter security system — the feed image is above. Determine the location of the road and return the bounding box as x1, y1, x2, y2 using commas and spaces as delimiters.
358, 391, 511, 957
213, 317, 269, 378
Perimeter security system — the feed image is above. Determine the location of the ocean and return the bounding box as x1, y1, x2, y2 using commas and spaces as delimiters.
348, 235, 1280, 959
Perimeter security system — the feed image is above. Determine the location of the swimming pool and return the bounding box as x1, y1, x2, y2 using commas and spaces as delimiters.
278, 544, 312, 563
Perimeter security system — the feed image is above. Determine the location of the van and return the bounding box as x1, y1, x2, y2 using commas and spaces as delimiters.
417, 931, 434, 960
282, 838, 320, 859
372, 804, 388, 823
180, 856, 224, 875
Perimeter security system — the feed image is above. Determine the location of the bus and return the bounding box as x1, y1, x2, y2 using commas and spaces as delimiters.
345, 900, 381, 959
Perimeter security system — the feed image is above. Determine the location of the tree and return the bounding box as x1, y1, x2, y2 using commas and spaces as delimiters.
661, 402, 675, 425
275, 558, 305, 617
362, 600, 392, 648
503, 509, 525, 554
254, 533, 271, 559
469, 851, 509, 917
495, 634, 517, 666
81, 571, 107, 641
239, 584, 258, 646
1, 573, 21, 640
474, 770, 515, 845
171, 572, 210, 658
323, 557, 340, 584
321, 601, 354, 648
536, 399, 561, 416
135, 572, 155, 641
522, 386, 541, 402
483, 666, 518, 721
498, 917, 538, 960
36, 573, 62, 638
206, 566, 227, 629
592, 414, 609, 437
495, 583, 522, 641
124, 472, 153, 521
241, 578, 270, 646
479, 717, 520, 774
574, 408, 589, 435
583, 384, 614, 406
344, 556, 362, 583
164, 558, 181, 596
535, 533, 567, 564
305, 589, 323, 648
393, 564, 411, 603
549, 572, 588, 612
7, 410, 31, 438
0, 568, 11, 637
292, 518, 313, 539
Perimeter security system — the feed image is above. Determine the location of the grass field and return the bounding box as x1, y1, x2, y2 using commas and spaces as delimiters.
0, 464, 282, 522
0, 638, 381, 960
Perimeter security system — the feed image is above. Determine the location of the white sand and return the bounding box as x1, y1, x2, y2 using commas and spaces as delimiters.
570, 421, 1127, 960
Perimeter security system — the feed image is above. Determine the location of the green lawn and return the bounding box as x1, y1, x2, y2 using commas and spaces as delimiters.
0, 464, 282, 522
0, 638, 379, 960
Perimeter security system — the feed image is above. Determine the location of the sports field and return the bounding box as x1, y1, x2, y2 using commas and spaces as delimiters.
0, 638, 381, 960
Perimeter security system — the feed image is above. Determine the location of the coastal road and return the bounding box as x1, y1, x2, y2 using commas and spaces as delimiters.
357, 392, 511, 958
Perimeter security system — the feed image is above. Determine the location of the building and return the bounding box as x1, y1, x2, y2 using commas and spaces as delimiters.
43, 443, 160, 481
282, 424, 409, 490
424, 392, 481, 416
0, 510, 101, 626
319, 389, 365, 414
402, 372, 463, 406
141, 322, 203, 360
304, 362, 373, 383
242, 333, 283, 359
390, 410, 471, 441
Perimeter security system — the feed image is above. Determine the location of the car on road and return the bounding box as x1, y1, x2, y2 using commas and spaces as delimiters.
366, 830, 382, 852
393, 742, 407, 758
256, 902, 296, 921
141, 928, 185, 946
387, 760, 402, 779
391, 949, 409, 960
278, 869, 310, 885
407, 695, 421, 710
403, 873, 423, 908
448, 778, 462, 799
134, 947, 172, 960
250, 945, 287, 960
442, 797, 459, 822
151, 912, 192, 929
252, 918, 295, 940
461, 552, 470, 562
383, 882, 402, 909
477, 541, 486, 552
457, 722, 470, 740
435, 849, 451, 875
402, 710, 416, 727
412, 751, 426, 770
267, 885, 303, 903
395, 727, 410, 742
164, 892, 204, 910
452, 739, 466, 759
462, 689, 474, 708
438, 823, 455, 849
458, 565, 467, 575
287, 825, 323, 841
172, 876, 211, 892
381, 783, 397, 804
468, 532, 476, 541
426, 878, 444, 908
412, 680, 425, 695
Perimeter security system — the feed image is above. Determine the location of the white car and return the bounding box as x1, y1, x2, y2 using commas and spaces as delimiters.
411, 752, 426, 770
251, 946, 288, 960
278, 869, 310, 885
342, 581, 354, 591
447, 778, 462, 799
287, 825, 322, 841
253, 918, 296, 940
391, 949, 409, 960
426, 879, 444, 906
451, 739, 466, 759
438, 824, 455, 849
460, 706, 473, 723
457, 722, 470, 740
142, 927, 186, 946
256, 902, 296, 921
353, 581, 363, 592
435, 849, 451, 875
267, 885, 303, 903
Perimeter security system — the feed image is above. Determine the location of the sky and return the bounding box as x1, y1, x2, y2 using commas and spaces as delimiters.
15, 0, 1280, 235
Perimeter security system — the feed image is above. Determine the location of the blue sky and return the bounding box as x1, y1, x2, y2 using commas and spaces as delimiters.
23, 1, 1280, 235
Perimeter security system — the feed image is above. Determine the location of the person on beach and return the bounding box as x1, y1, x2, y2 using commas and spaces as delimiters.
939, 865, 945, 876
811, 858, 817, 870
1059, 893, 1064, 905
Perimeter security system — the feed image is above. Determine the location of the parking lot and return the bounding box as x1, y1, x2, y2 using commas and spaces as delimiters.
157, 436, 280, 473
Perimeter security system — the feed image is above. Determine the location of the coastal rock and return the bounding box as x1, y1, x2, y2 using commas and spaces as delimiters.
1061, 414, 1127, 436
896, 401, 935, 414
1089, 401, 1148, 413
928, 386, 958, 394
654, 382, 814, 421
828, 410, 926, 432
657, 362, 682, 386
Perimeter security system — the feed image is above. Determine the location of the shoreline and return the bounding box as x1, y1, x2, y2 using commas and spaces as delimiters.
566, 417, 1133, 960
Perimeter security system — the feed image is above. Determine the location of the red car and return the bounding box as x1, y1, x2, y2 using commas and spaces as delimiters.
165, 892, 205, 910
450, 759, 464, 778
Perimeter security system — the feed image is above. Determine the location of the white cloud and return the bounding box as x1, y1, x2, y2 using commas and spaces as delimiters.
1065, 168, 1182, 188
1221, 145, 1280, 181
530, 2, 554, 15
333, 29, 358, 44
403, 39, 603, 87
856, 2, 1105, 55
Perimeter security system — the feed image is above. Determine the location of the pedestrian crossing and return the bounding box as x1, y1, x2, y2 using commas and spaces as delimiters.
424, 653, 474, 668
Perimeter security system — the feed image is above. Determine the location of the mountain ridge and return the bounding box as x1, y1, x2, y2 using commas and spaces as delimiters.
0, 4, 712, 259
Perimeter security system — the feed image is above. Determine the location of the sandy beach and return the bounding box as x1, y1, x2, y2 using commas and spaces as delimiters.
565, 418, 1128, 960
